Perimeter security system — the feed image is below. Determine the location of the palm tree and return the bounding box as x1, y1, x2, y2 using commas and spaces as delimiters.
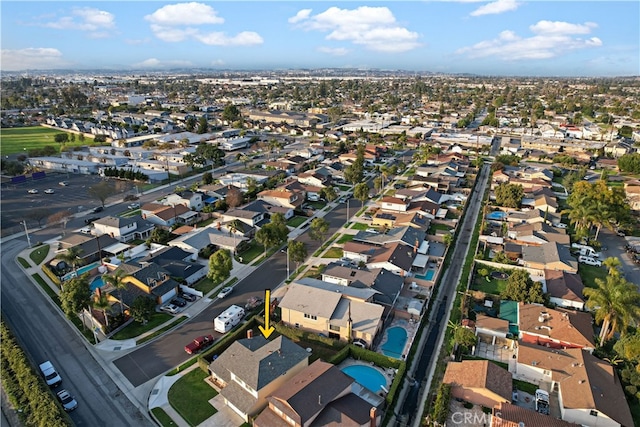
102, 270, 127, 316
93, 292, 111, 329
59, 246, 84, 274
227, 219, 242, 254
584, 271, 640, 344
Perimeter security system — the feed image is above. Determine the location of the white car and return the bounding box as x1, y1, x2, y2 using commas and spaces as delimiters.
28, 188, 38, 194
39, 361, 62, 388
160, 304, 180, 314
58, 181, 69, 186
44, 188, 55, 194
578, 255, 602, 267
127, 203, 140, 209
218, 287, 233, 298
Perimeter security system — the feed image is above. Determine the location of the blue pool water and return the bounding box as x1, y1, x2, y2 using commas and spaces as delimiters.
486, 211, 507, 220
415, 269, 436, 281
342, 365, 386, 393
61, 261, 100, 281
90, 276, 104, 292
381, 327, 408, 358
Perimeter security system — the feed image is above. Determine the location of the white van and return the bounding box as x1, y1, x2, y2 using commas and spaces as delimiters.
578, 255, 602, 267
214, 305, 245, 333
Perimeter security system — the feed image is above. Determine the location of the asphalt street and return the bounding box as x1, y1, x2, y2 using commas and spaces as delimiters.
0, 239, 154, 427
112, 196, 354, 388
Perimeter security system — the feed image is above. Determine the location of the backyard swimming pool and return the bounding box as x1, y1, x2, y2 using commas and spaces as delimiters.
61, 261, 100, 281
415, 269, 436, 281
486, 211, 507, 220
90, 276, 104, 292
381, 326, 408, 359
341, 365, 386, 393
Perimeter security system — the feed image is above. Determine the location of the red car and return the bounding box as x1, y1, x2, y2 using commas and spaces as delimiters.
184, 335, 214, 354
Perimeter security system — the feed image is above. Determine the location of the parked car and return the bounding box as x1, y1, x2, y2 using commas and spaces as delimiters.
218, 287, 233, 299
245, 296, 264, 310
578, 255, 602, 267
160, 304, 180, 314
171, 297, 187, 307
28, 188, 38, 194
93, 206, 104, 213
44, 188, 55, 194
535, 389, 550, 415
184, 335, 215, 354
39, 361, 62, 388
127, 203, 140, 209
58, 181, 69, 186
84, 216, 100, 225
56, 389, 78, 412
124, 194, 139, 201
180, 292, 196, 302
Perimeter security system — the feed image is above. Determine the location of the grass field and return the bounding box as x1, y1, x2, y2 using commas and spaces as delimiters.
1, 126, 96, 156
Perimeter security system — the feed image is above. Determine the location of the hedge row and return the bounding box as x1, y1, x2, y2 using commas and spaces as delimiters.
41, 264, 62, 287
0, 320, 71, 426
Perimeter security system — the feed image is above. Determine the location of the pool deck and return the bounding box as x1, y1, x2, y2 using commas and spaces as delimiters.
376, 319, 419, 360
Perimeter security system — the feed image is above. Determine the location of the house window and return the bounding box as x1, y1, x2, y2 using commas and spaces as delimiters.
329, 325, 340, 332
590, 410, 598, 417
304, 313, 317, 320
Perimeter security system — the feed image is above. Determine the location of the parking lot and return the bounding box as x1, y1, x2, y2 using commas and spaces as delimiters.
0, 172, 131, 236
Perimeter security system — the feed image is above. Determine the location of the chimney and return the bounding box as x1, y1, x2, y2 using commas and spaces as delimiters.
370, 407, 377, 427
247, 329, 253, 339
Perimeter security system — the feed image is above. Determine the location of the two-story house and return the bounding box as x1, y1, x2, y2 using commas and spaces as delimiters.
165, 190, 204, 212
92, 215, 155, 243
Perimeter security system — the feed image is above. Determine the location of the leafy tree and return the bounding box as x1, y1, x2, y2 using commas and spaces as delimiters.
320, 186, 338, 202
60, 274, 92, 320
494, 154, 520, 166
500, 269, 546, 303
494, 182, 524, 208
58, 246, 84, 271
185, 116, 196, 132
222, 104, 241, 123
202, 171, 213, 185
92, 292, 111, 328
87, 181, 117, 207
454, 326, 478, 353
613, 332, 640, 362
146, 227, 172, 245
54, 133, 69, 143
287, 239, 307, 271
309, 217, 330, 241
226, 187, 244, 208
255, 225, 282, 257
618, 153, 640, 174
196, 116, 208, 134
431, 383, 452, 425
208, 249, 233, 283
353, 182, 370, 208
130, 296, 156, 324
584, 261, 640, 344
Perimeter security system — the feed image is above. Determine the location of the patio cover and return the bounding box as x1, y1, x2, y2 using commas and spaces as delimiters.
418, 240, 430, 255
103, 242, 131, 255
412, 254, 429, 269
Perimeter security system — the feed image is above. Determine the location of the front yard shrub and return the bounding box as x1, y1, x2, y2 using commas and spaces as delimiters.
432, 383, 452, 424
41, 264, 62, 287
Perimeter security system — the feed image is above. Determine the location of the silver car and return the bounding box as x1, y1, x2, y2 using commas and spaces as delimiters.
56, 389, 78, 412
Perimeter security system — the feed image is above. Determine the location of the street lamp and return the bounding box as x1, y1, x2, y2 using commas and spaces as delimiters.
20, 221, 31, 248
286, 243, 290, 278
346, 198, 350, 224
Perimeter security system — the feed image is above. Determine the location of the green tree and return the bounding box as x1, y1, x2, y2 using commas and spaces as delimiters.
309, 217, 330, 241
102, 270, 127, 316
500, 269, 546, 303
146, 227, 172, 245
287, 239, 307, 271
494, 182, 524, 208
208, 249, 233, 283
197, 116, 208, 134
87, 181, 117, 208
185, 116, 196, 132
584, 261, 640, 344
202, 171, 213, 185
454, 326, 478, 353
58, 246, 84, 272
613, 332, 640, 362
92, 292, 111, 328
255, 225, 281, 257
353, 182, 370, 209
60, 274, 92, 321
222, 104, 241, 123
130, 296, 156, 324
320, 186, 338, 202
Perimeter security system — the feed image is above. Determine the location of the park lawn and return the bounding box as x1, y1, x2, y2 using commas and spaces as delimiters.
30, 245, 50, 265
111, 312, 174, 340
287, 216, 307, 227
168, 368, 218, 427
0, 126, 98, 156
578, 264, 608, 288
321, 247, 343, 258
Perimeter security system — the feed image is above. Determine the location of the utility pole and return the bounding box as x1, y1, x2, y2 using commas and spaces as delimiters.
21, 221, 31, 248
286, 244, 290, 278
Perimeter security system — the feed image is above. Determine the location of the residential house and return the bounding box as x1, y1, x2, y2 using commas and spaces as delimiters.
371, 211, 432, 231
92, 215, 155, 243
321, 264, 403, 307
253, 360, 384, 427
513, 343, 633, 427
492, 403, 580, 427
507, 222, 570, 246
297, 169, 332, 188
208, 335, 310, 423
169, 225, 248, 255
137, 246, 206, 286
377, 196, 409, 212
545, 270, 586, 310
442, 360, 512, 408
474, 314, 511, 346
222, 200, 272, 227
57, 233, 119, 264
520, 242, 578, 273
278, 279, 384, 348
113, 262, 181, 305
257, 188, 303, 211
141, 202, 194, 228
165, 191, 204, 211
518, 303, 595, 351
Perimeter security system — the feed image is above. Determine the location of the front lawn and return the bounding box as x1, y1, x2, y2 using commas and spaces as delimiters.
578, 264, 608, 288
137, 316, 188, 344
111, 312, 174, 340
30, 245, 50, 265
336, 234, 355, 244
193, 277, 217, 294
287, 216, 307, 227
236, 241, 265, 264
150, 407, 176, 427
350, 222, 369, 230
321, 247, 343, 258
168, 368, 217, 427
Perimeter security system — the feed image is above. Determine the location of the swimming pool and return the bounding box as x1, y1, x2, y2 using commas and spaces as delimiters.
381, 326, 408, 358
341, 365, 386, 393
415, 269, 436, 281
61, 261, 100, 281
486, 211, 507, 220
90, 276, 104, 292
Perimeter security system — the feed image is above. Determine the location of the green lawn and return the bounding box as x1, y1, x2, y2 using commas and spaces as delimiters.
578, 264, 608, 288
428, 223, 454, 234
137, 317, 188, 344
18, 257, 30, 268
350, 222, 369, 230
236, 241, 265, 264
193, 277, 217, 294
321, 247, 343, 258
168, 369, 218, 427
287, 216, 307, 227
336, 234, 355, 244
0, 126, 99, 156
111, 312, 174, 340
513, 379, 538, 395
151, 407, 177, 427
29, 245, 50, 265
471, 276, 507, 295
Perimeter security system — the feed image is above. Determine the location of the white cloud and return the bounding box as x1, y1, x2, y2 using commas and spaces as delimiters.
41, 7, 115, 36
456, 20, 602, 60
1, 48, 68, 71
145, 2, 263, 47
317, 46, 349, 56
289, 6, 420, 53
132, 58, 193, 68
470, 0, 520, 16
144, 2, 224, 26
195, 31, 263, 46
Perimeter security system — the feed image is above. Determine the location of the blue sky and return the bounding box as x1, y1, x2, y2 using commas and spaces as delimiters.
1, 1, 638, 76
